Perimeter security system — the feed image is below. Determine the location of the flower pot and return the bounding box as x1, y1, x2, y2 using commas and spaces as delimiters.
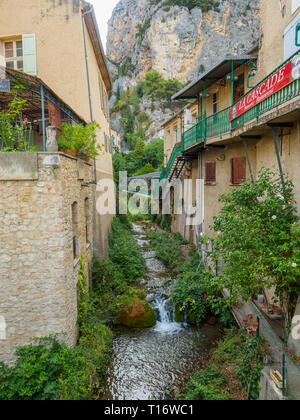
67, 149, 77, 157
78, 155, 90, 162
58, 147, 77, 157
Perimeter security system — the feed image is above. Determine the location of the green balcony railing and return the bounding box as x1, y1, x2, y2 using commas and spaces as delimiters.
160, 141, 183, 181
206, 107, 231, 138
232, 50, 300, 129
161, 50, 300, 181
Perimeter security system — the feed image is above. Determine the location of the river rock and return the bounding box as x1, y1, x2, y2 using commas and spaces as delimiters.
207, 316, 218, 326
146, 294, 155, 303
115, 298, 157, 328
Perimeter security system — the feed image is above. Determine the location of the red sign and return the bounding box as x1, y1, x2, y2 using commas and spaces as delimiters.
230, 54, 300, 121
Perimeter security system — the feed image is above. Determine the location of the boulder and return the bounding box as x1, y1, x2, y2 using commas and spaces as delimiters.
115, 298, 157, 328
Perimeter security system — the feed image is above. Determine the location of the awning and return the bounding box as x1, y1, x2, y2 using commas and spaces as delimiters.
172, 55, 257, 100
0, 66, 86, 125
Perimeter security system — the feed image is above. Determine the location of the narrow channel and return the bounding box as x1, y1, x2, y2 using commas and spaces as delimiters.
103, 222, 222, 400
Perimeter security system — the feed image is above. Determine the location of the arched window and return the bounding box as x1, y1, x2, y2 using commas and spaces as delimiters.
72, 202, 79, 259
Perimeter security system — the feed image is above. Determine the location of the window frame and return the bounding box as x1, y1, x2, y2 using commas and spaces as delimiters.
205, 161, 217, 184
212, 92, 218, 115
231, 157, 246, 185
3, 39, 23, 71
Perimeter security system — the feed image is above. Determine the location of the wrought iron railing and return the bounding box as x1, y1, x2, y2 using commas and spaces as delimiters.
161, 50, 300, 180
231, 50, 300, 129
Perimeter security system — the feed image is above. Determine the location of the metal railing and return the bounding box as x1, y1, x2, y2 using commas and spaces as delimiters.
231, 50, 300, 129
161, 50, 300, 180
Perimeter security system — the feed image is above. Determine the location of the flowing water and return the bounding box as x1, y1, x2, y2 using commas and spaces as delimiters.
103, 222, 222, 400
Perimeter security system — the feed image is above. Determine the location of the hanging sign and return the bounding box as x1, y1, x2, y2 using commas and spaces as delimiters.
230, 53, 300, 121
0, 79, 10, 92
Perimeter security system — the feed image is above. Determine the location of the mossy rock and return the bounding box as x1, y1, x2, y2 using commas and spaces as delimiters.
114, 297, 157, 328
175, 305, 183, 323
187, 310, 197, 325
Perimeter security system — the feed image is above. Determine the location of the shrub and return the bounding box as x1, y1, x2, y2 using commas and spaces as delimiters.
210, 169, 300, 327
108, 217, 146, 282
182, 329, 265, 401
0, 257, 112, 401
58, 121, 101, 158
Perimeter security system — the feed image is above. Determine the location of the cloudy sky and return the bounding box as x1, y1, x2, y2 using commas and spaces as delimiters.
89, 0, 119, 51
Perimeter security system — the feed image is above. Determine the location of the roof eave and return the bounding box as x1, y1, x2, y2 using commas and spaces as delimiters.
172, 55, 257, 100
83, 4, 113, 97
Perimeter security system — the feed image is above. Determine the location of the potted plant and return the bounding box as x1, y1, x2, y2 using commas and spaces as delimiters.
57, 136, 76, 156
58, 121, 101, 160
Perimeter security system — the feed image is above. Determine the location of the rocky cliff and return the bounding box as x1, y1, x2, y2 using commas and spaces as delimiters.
107, 0, 260, 139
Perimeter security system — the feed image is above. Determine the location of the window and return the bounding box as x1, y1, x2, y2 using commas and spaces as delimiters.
99, 73, 109, 119
231, 157, 246, 185
72, 202, 79, 259
212, 93, 218, 114
4, 40, 23, 70
166, 130, 171, 151
233, 74, 245, 103
205, 162, 216, 184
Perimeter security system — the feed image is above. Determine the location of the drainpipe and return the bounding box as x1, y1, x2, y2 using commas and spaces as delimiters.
40, 84, 46, 152
81, 5, 97, 184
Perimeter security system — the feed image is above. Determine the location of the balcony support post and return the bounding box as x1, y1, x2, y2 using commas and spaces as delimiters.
241, 138, 254, 182
271, 127, 286, 196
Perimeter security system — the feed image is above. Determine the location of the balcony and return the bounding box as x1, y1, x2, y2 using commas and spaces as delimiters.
162, 50, 300, 180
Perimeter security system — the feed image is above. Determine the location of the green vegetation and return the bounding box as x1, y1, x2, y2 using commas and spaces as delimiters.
181, 329, 265, 401
0, 82, 38, 152
0, 256, 112, 400
111, 70, 185, 152
150, 0, 220, 12
146, 225, 235, 326
113, 137, 164, 184
57, 121, 101, 159
208, 169, 300, 330
147, 229, 186, 271
0, 216, 149, 400
108, 216, 147, 282
144, 70, 183, 106
91, 216, 149, 324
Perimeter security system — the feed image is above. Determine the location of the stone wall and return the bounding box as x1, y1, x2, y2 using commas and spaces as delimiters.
0, 152, 95, 365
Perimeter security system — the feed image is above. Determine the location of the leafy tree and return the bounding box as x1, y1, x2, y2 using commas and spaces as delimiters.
210, 169, 300, 327
133, 163, 156, 176
133, 138, 145, 161
144, 70, 166, 102
142, 138, 164, 168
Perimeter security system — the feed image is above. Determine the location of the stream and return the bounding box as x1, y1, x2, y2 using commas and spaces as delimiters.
103, 222, 222, 400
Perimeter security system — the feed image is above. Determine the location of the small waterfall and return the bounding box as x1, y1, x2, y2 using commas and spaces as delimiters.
152, 297, 182, 333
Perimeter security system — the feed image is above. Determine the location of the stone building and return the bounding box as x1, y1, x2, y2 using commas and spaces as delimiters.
0, 0, 114, 255
0, 151, 95, 365
161, 0, 300, 358
0, 48, 96, 364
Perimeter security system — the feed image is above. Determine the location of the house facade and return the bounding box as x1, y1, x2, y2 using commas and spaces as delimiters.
162, 0, 300, 355
0, 0, 114, 254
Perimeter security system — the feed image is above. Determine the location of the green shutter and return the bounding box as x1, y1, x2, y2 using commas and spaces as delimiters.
22, 34, 37, 75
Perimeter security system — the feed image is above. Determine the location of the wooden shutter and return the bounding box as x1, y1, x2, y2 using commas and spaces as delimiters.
22, 34, 37, 75
205, 162, 216, 183
231, 157, 246, 184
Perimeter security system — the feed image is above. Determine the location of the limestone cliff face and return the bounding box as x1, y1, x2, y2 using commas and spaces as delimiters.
107, 0, 260, 137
